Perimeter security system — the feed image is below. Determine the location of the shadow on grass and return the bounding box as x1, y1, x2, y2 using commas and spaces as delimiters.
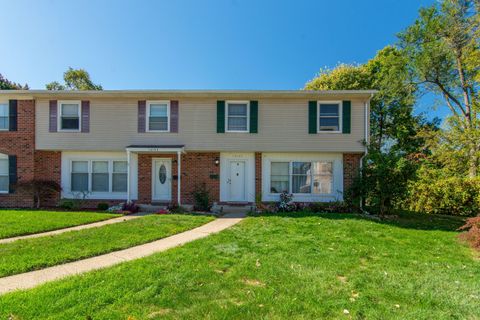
248, 210, 468, 232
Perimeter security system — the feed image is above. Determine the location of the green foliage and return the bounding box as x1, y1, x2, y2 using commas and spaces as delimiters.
97, 203, 109, 211
0, 73, 28, 90
14, 180, 61, 209
58, 199, 75, 210
405, 166, 480, 216
46, 67, 103, 91
191, 183, 211, 211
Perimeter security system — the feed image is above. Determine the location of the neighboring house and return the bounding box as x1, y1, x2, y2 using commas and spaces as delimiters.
0, 90, 374, 208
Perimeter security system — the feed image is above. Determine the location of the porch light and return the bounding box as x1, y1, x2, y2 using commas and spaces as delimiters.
214, 158, 220, 166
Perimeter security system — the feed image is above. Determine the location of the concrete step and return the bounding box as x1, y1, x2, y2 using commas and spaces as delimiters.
138, 204, 168, 213
212, 203, 254, 214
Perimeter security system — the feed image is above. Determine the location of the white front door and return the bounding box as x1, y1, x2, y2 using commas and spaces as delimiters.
152, 159, 172, 201
228, 160, 246, 201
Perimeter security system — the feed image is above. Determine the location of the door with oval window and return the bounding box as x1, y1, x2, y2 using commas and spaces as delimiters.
153, 159, 172, 201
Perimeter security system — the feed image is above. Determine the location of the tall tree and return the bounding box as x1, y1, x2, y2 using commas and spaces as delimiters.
46, 67, 102, 91
0, 73, 29, 90
398, 0, 479, 176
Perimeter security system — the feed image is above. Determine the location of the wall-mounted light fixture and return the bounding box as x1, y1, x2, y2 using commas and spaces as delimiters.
214, 158, 220, 166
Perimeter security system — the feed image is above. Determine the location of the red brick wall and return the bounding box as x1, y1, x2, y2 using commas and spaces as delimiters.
34, 151, 62, 207
0, 100, 36, 208
343, 153, 363, 191
255, 152, 262, 200
138, 152, 220, 205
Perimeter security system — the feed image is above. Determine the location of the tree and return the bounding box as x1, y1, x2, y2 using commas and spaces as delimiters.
0, 73, 29, 90
398, 0, 479, 176
15, 180, 61, 209
46, 67, 103, 91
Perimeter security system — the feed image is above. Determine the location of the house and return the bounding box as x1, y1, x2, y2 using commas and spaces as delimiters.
0, 90, 374, 208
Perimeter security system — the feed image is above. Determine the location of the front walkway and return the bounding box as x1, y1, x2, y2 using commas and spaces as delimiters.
0, 214, 142, 244
0, 212, 245, 295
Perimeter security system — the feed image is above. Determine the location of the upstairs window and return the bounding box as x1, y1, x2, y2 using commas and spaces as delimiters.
0, 154, 8, 193
59, 101, 81, 131
0, 103, 8, 131
147, 101, 170, 132
226, 101, 249, 132
318, 101, 341, 132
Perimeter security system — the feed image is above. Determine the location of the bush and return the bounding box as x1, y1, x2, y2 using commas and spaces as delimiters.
59, 199, 75, 210
122, 201, 139, 214
458, 217, 480, 249
276, 191, 296, 212
307, 201, 354, 213
192, 183, 211, 211
406, 175, 480, 216
168, 203, 188, 214
97, 203, 109, 211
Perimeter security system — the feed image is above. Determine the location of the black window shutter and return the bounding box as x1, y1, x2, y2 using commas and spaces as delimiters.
250, 100, 258, 133
342, 101, 351, 134
8, 155, 17, 193
217, 101, 225, 133
308, 101, 317, 134
9, 100, 18, 131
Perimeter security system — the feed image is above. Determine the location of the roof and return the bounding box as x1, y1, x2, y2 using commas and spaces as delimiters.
0, 89, 377, 100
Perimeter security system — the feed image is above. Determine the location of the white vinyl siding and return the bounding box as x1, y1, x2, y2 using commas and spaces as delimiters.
0, 154, 8, 193
147, 101, 170, 132
36, 98, 367, 153
318, 101, 342, 133
226, 101, 249, 132
0, 103, 8, 131
58, 101, 81, 131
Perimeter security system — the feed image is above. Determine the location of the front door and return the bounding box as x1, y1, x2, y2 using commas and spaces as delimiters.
152, 159, 172, 201
228, 160, 246, 202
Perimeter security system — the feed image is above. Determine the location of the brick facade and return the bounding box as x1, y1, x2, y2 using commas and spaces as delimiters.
34, 151, 62, 207
138, 152, 220, 205
0, 100, 36, 207
343, 153, 363, 191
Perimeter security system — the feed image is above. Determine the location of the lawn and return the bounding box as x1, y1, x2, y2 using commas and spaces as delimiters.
0, 214, 214, 277
0, 209, 120, 239
0, 212, 479, 319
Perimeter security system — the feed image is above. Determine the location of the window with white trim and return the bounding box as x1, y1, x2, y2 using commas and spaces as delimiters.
0, 103, 8, 130
318, 101, 341, 132
0, 154, 8, 193
226, 101, 249, 132
71, 160, 128, 193
270, 161, 333, 194
59, 101, 81, 131
147, 101, 170, 132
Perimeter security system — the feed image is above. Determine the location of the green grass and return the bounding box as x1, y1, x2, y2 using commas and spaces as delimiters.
0, 210, 120, 239
1, 212, 479, 319
0, 214, 214, 277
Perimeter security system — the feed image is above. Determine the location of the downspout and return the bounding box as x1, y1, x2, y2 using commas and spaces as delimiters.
126, 150, 131, 204
359, 94, 372, 213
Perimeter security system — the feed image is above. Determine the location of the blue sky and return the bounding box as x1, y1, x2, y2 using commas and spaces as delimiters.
0, 0, 445, 118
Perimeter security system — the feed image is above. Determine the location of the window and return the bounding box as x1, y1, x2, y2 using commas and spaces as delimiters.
0, 154, 8, 193
112, 161, 128, 192
70, 159, 128, 194
270, 161, 333, 195
71, 161, 89, 192
92, 161, 109, 192
147, 101, 170, 132
318, 101, 341, 132
226, 101, 249, 132
59, 101, 81, 131
0, 103, 8, 130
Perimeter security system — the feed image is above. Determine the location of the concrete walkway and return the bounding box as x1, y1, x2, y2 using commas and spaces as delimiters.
0, 214, 143, 244
0, 212, 245, 295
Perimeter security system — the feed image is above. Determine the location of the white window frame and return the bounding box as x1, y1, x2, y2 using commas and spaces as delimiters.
0, 102, 9, 131
146, 100, 170, 132
269, 161, 335, 196
58, 100, 82, 132
225, 100, 250, 133
69, 159, 128, 194
317, 100, 342, 133
0, 153, 8, 194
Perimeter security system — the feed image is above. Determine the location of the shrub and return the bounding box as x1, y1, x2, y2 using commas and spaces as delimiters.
168, 203, 188, 214
458, 217, 480, 250
59, 199, 75, 210
14, 180, 61, 208
122, 201, 139, 214
308, 201, 354, 213
192, 183, 211, 211
97, 202, 109, 211
406, 174, 480, 216
276, 191, 296, 212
